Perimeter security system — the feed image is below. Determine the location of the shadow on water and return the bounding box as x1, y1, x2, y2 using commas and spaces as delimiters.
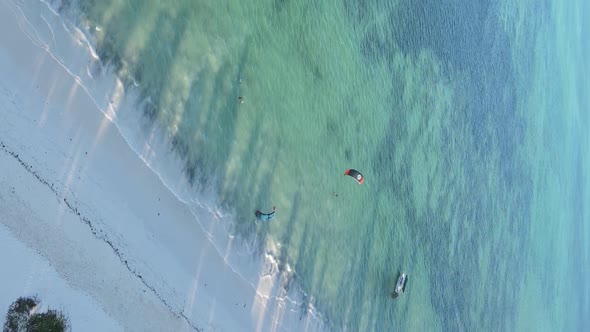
355, 213, 382, 329
277, 191, 301, 264
139, 13, 192, 121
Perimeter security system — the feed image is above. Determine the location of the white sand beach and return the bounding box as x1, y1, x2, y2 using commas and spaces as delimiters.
0, 0, 323, 330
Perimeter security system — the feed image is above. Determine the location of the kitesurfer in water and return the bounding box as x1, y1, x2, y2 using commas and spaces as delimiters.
344, 169, 364, 184
255, 206, 276, 222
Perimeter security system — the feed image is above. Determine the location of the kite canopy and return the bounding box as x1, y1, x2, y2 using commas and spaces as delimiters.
255, 206, 276, 222
344, 169, 364, 184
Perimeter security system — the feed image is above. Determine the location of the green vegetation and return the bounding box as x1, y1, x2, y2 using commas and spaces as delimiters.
3, 296, 69, 332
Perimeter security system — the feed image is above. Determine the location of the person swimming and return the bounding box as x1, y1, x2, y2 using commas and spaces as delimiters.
255, 206, 276, 222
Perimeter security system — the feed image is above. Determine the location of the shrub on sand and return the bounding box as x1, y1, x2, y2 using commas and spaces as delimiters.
3, 296, 70, 332
3, 296, 37, 332
26, 310, 69, 332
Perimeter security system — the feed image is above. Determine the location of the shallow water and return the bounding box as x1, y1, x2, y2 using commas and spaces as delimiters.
53, 0, 589, 329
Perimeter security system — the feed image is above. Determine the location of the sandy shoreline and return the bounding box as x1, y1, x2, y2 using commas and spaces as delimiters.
0, 0, 324, 330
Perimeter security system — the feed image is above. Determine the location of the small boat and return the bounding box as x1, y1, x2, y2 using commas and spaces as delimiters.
392, 272, 408, 298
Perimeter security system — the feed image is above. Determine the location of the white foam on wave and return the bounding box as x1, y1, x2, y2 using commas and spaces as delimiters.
11, 0, 328, 327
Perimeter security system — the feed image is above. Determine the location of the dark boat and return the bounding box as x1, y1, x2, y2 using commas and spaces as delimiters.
392, 272, 408, 298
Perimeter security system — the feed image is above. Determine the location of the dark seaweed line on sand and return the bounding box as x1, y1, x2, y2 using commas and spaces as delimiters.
0, 140, 202, 332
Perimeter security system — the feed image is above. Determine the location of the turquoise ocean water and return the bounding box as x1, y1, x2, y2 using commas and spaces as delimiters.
54, 0, 588, 330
